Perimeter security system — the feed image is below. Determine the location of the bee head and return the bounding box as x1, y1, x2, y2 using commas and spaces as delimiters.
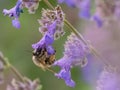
32, 47, 46, 56
32, 49, 40, 56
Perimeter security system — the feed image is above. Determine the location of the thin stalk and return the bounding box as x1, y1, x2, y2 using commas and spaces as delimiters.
0, 55, 24, 82
9, 64, 24, 82
64, 20, 88, 45
43, 0, 54, 9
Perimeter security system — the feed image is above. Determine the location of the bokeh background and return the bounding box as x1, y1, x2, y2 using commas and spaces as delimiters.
0, 0, 93, 90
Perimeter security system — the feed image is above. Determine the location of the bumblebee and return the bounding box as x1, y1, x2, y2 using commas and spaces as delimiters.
32, 47, 56, 70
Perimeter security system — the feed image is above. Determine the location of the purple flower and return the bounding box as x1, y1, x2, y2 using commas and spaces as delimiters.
58, 0, 91, 19
53, 33, 90, 87
38, 5, 65, 39
92, 0, 116, 27
58, 0, 76, 7
3, 0, 23, 29
12, 19, 21, 29
114, 0, 120, 19
32, 22, 56, 55
92, 15, 103, 27
79, 0, 91, 19
96, 66, 120, 90
55, 68, 75, 87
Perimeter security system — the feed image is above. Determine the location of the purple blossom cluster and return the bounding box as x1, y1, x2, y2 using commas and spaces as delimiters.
32, 5, 65, 59
31, 4, 92, 87
3, 0, 40, 29
96, 66, 120, 90
2, 0, 120, 89
32, 21, 56, 55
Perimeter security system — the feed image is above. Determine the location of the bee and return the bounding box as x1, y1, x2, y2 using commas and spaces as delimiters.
32, 47, 56, 70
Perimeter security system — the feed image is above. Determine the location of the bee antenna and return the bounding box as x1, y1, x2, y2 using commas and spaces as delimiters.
24, 49, 32, 53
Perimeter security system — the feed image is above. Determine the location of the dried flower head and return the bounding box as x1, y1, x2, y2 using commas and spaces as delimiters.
53, 33, 90, 87
38, 5, 65, 39
96, 66, 120, 90
21, 0, 41, 14
7, 78, 42, 90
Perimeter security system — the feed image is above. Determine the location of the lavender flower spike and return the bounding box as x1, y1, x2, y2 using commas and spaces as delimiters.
32, 22, 57, 54
3, 0, 23, 29
38, 5, 65, 39
96, 66, 120, 90
53, 33, 90, 87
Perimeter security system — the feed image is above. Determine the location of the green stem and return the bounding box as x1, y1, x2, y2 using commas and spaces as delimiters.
0, 55, 24, 82
64, 20, 87, 45
9, 64, 24, 82
43, 0, 54, 9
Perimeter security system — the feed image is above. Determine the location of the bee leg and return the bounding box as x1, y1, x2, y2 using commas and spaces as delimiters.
38, 61, 47, 71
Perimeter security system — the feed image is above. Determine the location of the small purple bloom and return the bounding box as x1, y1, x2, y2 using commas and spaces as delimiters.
32, 32, 54, 50
96, 66, 120, 90
3, 0, 23, 29
46, 45, 55, 55
55, 69, 75, 87
79, 0, 91, 19
32, 22, 56, 55
58, 0, 76, 7
92, 15, 103, 27
58, 0, 64, 3
92, 0, 117, 27
58, 0, 91, 19
12, 19, 21, 29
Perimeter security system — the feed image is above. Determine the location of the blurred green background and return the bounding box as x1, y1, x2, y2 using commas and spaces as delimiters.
0, 0, 91, 90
